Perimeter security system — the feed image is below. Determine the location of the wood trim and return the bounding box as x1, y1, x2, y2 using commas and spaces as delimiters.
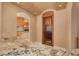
52, 12, 54, 46
77, 37, 79, 48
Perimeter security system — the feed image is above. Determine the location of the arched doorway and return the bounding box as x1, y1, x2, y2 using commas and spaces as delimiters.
42, 11, 54, 46
16, 12, 30, 40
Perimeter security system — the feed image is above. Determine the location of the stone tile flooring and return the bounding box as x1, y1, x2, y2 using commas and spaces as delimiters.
0, 38, 79, 56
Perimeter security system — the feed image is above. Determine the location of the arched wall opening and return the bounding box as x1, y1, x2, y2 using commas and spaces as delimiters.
16, 12, 30, 41
36, 9, 56, 46
42, 11, 54, 46
36, 8, 68, 48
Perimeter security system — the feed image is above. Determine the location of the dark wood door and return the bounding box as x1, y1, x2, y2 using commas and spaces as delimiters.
42, 16, 53, 46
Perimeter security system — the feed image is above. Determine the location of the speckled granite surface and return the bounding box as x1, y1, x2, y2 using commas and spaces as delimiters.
0, 38, 79, 56
0, 42, 79, 56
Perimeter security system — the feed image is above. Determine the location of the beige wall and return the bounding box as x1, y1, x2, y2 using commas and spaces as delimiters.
36, 15, 42, 42
2, 3, 17, 39
0, 3, 2, 39
78, 3, 79, 37
66, 2, 78, 49
66, 3, 72, 49
54, 9, 68, 48
36, 9, 68, 48
1, 3, 36, 42
71, 3, 77, 49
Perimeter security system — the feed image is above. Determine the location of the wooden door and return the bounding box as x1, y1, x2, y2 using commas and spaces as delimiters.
42, 16, 53, 46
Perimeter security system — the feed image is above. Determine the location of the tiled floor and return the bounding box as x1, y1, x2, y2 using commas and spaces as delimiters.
0, 32, 79, 56
0, 40, 79, 56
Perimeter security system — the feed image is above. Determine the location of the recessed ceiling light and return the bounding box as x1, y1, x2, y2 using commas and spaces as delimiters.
58, 4, 62, 7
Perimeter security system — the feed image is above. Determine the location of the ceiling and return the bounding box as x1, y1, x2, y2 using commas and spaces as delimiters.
15, 2, 67, 15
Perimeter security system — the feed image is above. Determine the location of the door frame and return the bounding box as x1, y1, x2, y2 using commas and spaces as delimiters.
42, 12, 54, 46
